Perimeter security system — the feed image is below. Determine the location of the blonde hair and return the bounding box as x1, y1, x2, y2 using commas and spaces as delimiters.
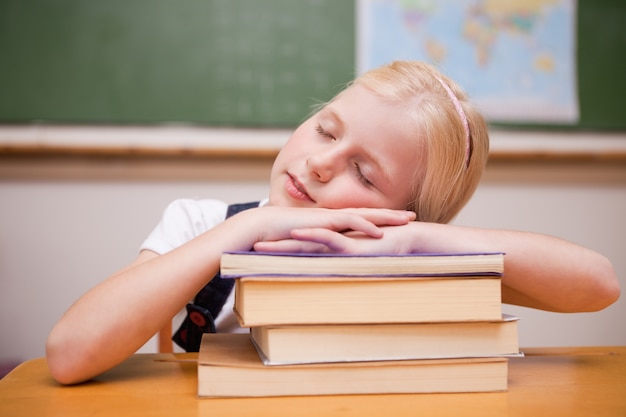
352, 61, 489, 223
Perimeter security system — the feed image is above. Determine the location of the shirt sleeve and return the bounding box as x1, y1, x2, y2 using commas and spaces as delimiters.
139, 198, 228, 255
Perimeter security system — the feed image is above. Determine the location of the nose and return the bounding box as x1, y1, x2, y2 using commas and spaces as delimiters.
307, 151, 337, 183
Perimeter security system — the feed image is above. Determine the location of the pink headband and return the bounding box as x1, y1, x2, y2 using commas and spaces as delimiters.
435, 76, 471, 167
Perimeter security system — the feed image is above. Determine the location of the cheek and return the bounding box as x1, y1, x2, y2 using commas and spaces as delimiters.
321, 180, 386, 209
275, 133, 309, 164
272, 143, 299, 175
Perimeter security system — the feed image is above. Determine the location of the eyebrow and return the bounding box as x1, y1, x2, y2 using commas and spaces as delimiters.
320, 106, 392, 190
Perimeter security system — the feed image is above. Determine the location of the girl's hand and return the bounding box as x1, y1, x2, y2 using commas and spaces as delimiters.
253, 222, 417, 254
252, 220, 467, 255
238, 206, 415, 250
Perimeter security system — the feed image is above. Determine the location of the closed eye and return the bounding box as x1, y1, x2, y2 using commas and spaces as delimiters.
315, 124, 336, 140
354, 162, 374, 187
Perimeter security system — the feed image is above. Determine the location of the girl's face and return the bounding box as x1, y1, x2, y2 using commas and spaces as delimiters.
269, 84, 422, 210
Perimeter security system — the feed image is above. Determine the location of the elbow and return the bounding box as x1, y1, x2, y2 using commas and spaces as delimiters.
595, 272, 620, 311
583, 280, 620, 313
46, 322, 136, 385
46, 327, 93, 385
579, 255, 621, 312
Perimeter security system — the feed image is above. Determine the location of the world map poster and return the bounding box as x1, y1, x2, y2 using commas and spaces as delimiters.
357, 0, 579, 124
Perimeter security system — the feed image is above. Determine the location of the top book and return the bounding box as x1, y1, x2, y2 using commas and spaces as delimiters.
220, 251, 505, 278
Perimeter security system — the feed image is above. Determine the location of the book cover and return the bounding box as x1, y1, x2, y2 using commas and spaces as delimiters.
197, 333, 508, 397
220, 251, 505, 278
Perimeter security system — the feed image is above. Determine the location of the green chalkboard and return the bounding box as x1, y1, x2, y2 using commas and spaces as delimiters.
0, 0, 624, 130
576, 0, 626, 130
0, 0, 355, 127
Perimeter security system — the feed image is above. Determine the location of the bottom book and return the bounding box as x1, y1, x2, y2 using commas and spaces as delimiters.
197, 333, 508, 398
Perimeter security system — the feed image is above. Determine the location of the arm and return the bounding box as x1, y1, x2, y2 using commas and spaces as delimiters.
45, 206, 414, 385
254, 221, 620, 313
413, 223, 620, 313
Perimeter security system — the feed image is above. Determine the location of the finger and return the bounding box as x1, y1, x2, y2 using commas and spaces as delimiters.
290, 228, 354, 252
328, 214, 384, 238
342, 208, 415, 226
253, 239, 331, 253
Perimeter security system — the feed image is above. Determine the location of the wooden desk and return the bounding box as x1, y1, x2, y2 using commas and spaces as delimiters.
1, 347, 625, 417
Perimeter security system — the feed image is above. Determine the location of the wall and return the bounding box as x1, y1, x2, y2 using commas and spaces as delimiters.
1, 143, 625, 365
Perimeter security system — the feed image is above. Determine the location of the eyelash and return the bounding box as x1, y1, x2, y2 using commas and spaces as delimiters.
315, 124, 335, 140
354, 163, 373, 187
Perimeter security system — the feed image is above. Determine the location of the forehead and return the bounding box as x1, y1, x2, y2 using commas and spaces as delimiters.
324, 83, 422, 150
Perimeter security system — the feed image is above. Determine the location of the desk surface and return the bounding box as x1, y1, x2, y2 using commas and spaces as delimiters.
1, 346, 625, 417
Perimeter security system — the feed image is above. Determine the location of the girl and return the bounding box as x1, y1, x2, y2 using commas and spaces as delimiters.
46, 61, 619, 384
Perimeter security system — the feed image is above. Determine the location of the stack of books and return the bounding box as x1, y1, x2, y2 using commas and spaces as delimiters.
197, 251, 520, 398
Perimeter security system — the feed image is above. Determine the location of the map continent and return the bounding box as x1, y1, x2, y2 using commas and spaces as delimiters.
358, 0, 579, 123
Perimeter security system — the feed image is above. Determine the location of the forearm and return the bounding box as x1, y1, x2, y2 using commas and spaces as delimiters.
46, 217, 257, 385
403, 222, 620, 312
46, 251, 214, 384
499, 232, 618, 312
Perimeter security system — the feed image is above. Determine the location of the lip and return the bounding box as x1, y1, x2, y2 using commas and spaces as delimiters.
285, 173, 315, 203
